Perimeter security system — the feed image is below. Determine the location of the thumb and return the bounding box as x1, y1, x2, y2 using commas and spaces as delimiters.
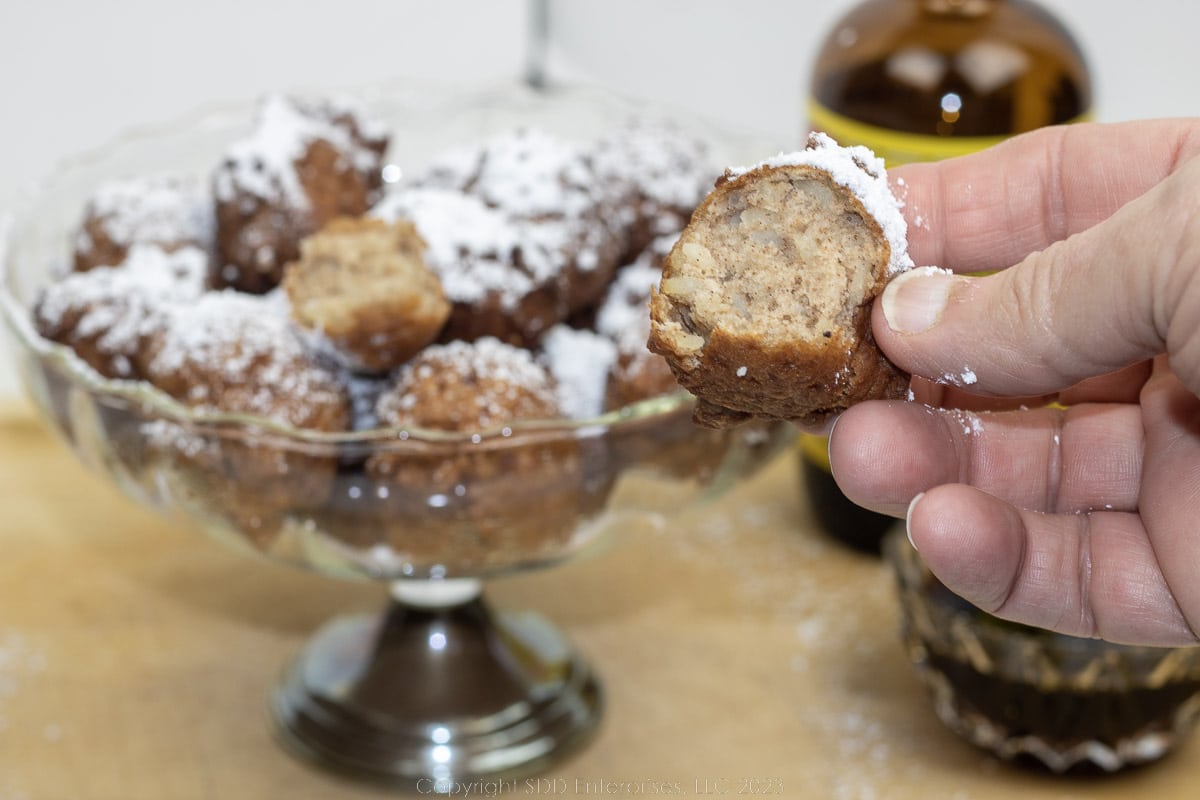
874, 155, 1200, 396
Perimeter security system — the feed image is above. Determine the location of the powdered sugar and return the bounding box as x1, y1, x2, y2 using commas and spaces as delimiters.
938, 366, 978, 388
377, 337, 559, 428
595, 261, 659, 345
38, 245, 206, 327
78, 175, 214, 258
34, 245, 208, 375
0, 628, 48, 747
726, 132, 914, 276
346, 374, 388, 431
907, 265, 954, 278
595, 234, 674, 353
372, 188, 531, 310
591, 121, 715, 211
539, 324, 617, 419
431, 337, 553, 390
213, 94, 383, 208
373, 131, 615, 310
480, 129, 595, 217
945, 408, 985, 436
146, 290, 346, 425
399, 128, 615, 289
150, 291, 282, 373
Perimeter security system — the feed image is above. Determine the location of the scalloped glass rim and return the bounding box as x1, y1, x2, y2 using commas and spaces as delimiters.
0, 79, 768, 446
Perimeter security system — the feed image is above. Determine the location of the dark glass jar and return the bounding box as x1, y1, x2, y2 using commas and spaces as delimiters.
886, 532, 1200, 772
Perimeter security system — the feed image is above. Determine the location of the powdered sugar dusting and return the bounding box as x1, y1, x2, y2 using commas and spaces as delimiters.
938, 367, 978, 388
214, 94, 383, 208
908, 265, 954, 278
405, 128, 614, 282
539, 324, 617, 419
432, 338, 554, 391
377, 337, 559, 429
81, 175, 214, 256
595, 234, 674, 354
373, 130, 617, 310
591, 121, 714, 211
147, 290, 346, 426
473, 129, 595, 218
668, 498, 940, 800
0, 628, 49, 750
38, 245, 207, 327
595, 260, 659, 346
346, 374, 388, 431
726, 133, 913, 276
946, 408, 985, 436
371, 188, 530, 309
34, 246, 208, 374
151, 292, 281, 373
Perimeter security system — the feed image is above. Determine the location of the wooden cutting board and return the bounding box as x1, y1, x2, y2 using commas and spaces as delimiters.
1, 401, 1196, 799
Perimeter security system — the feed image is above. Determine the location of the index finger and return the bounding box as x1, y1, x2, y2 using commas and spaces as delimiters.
891, 119, 1200, 271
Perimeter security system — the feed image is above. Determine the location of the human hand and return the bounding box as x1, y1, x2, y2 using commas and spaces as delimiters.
828, 119, 1200, 646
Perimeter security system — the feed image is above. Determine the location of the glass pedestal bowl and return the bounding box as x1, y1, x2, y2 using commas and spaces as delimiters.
0, 82, 793, 788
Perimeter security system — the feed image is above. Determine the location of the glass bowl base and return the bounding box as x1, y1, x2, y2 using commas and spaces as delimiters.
271, 591, 602, 788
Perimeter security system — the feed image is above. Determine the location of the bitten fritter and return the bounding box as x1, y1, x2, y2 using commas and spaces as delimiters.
649, 133, 913, 428
283, 217, 450, 373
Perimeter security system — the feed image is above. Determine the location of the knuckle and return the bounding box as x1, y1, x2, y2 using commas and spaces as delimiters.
1000, 244, 1092, 372
1156, 159, 1200, 385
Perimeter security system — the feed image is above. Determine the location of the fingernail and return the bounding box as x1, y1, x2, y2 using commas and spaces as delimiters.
824, 414, 840, 479
905, 492, 925, 550
882, 266, 956, 334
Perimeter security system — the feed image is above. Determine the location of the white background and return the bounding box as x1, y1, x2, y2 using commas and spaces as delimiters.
2, 0, 1197, 400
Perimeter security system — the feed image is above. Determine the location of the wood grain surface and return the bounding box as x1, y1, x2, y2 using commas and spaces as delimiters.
0, 402, 1196, 799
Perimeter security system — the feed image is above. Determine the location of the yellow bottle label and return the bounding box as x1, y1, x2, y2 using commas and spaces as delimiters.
807, 99, 1092, 167
797, 431, 832, 473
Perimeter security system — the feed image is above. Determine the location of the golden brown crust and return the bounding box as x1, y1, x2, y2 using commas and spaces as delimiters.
648, 162, 909, 428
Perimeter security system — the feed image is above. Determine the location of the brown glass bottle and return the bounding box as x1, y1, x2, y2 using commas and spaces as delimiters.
801, 0, 1092, 553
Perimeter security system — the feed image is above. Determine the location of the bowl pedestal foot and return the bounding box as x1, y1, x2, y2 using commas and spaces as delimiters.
272, 578, 603, 788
